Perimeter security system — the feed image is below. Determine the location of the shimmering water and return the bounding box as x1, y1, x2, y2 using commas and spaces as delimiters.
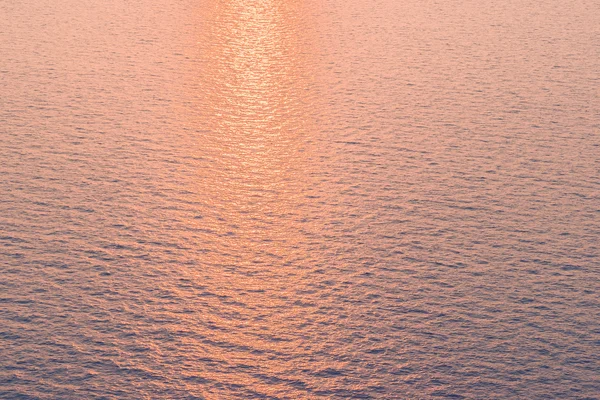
1, 0, 599, 398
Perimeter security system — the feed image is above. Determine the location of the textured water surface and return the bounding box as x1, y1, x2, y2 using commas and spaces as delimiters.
1, 0, 599, 398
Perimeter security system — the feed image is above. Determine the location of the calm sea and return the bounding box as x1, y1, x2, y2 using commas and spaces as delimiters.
1, 0, 599, 398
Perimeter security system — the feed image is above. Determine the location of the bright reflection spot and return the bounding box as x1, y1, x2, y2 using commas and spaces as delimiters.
177, 0, 323, 301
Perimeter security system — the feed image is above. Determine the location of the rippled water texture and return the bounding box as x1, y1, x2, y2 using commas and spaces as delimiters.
1, 0, 599, 398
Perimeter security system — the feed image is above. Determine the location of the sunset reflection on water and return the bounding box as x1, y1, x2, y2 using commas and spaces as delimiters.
185, 0, 323, 267
173, 2, 335, 395
1, 0, 599, 398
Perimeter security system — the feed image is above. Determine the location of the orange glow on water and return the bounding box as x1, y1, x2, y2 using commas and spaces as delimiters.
2, 0, 599, 397
178, 0, 324, 273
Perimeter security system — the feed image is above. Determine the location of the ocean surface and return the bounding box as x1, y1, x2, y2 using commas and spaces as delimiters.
1, 0, 599, 398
